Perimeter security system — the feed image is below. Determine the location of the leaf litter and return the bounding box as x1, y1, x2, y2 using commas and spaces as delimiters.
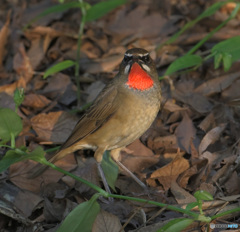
0, 0, 240, 231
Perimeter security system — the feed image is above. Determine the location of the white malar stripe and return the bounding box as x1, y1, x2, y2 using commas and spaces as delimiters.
142, 63, 150, 72
124, 64, 131, 74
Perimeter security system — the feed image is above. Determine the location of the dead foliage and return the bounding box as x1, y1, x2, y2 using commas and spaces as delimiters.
0, 0, 240, 231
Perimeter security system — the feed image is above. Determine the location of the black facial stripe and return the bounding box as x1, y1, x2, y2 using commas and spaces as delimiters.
124, 54, 132, 63
139, 54, 150, 63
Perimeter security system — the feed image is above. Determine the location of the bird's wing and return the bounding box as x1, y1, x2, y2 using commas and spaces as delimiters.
60, 83, 119, 149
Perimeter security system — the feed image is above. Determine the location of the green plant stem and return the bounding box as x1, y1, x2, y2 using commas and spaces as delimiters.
156, 0, 231, 50
10, 133, 15, 149
211, 207, 240, 220
187, 3, 240, 55
75, 0, 87, 107
109, 194, 211, 222
45, 161, 108, 197
43, 160, 211, 222
45, 146, 61, 153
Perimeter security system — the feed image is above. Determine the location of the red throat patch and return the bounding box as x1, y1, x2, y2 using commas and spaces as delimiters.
126, 63, 154, 91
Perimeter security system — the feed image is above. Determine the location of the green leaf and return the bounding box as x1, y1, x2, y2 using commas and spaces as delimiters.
157, 218, 194, 232
222, 52, 232, 71
43, 60, 75, 79
86, 0, 127, 22
194, 190, 213, 201
57, 194, 100, 232
101, 151, 118, 191
199, 1, 228, 19
214, 52, 223, 69
164, 55, 203, 76
27, 146, 46, 163
185, 202, 198, 211
14, 88, 25, 109
212, 36, 240, 62
0, 108, 23, 142
0, 146, 45, 173
24, 2, 90, 29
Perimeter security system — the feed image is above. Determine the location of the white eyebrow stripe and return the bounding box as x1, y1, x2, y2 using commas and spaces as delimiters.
124, 53, 133, 57
125, 52, 149, 57
138, 53, 149, 57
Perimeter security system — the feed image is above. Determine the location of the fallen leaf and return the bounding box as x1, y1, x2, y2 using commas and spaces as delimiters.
175, 113, 197, 153
198, 124, 226, 155
9, 154, 76, 193
170, 181, 195, 204
0, 182, 42, 218
0, 11, 10, 68
121, 139, 159, 174
151, 156, 190, 190
92, 210, 122, 232
22, 93, 51, 109
194, 72, 240, 97
30, 111, 78, 143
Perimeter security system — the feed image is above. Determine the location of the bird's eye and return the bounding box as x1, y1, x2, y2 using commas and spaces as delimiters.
139, 55, 150, 63
124, 55, 132, 63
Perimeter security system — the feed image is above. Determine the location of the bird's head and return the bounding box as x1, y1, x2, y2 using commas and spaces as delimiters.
119, 48, 158, 91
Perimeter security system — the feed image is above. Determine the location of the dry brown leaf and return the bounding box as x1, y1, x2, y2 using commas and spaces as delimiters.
175, 113, 197, 153
22, 93, 51, 109
178, 165, 198, 188
42, 73, 72, 98
198, 112, 215, 132
27, 36, 45, 69
221, 79, 240, 101
79, 54, 123, 74
170, 181, 195, 204
194, 72, 240, 97
107, 5, 169, 39
120, 139, 159, 174
0, 182, 42, 218
86, 80, 105, 103
0, 11, 10, 68
13, 43, 34, 83
92, 210, 123, 232
224, 171, 240, 194
150, 156, 190, 190
0, 43, 34, 94
21, 0, 63, 26
74, 158, 101, 196
152, 134, 178, 151
0, 92, 15, 110
30, 111, 78, 143
163, 99, 186, 112
14, 189, 43, 218
198, 124, 226, 155
173, 80, 213, 113
9, 154, 76, 193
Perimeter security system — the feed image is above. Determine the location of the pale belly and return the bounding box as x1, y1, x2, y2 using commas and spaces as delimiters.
84, 94, 160, 150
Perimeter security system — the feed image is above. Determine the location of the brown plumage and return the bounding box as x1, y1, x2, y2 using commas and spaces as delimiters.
29, 48, 161, 179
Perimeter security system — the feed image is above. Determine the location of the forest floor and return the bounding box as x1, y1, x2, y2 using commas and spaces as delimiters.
0, 0, 240, 231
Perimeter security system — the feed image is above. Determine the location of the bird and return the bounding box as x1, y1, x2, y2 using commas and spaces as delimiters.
29, 48, 161, 188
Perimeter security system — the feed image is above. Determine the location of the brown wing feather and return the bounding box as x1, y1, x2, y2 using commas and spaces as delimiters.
60, 83, 119, 150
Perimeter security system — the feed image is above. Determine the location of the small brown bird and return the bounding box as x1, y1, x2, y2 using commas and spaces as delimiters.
30, 48, 161, 186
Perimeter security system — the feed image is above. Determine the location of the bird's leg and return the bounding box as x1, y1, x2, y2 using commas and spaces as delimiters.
115, 160, 147, 189
94, 148, 114, 201
111, 148, 147, 189
97, 162, 112, 195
